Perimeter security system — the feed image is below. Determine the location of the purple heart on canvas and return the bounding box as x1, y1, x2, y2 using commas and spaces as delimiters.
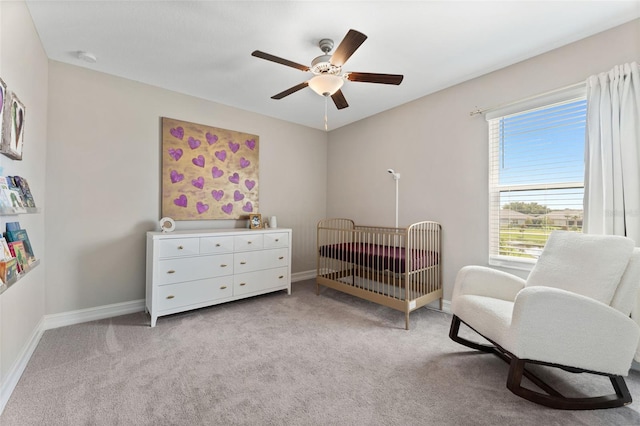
229, 172, 240, 184
192, 177, 204, 189
215, 150, 227, 162
239, 157, 250, 168
206, 132, 218, 145
211, 167, 223, 178
211, 189, 224, 201
168, 148, 183, 161
228, 141, 240, 153
192, 155, 205, 168
234, 190, 244, 202
188, 137, 201, 149
245, 139, 256, 150
245, 179, 255, 191
242, 201, 253, 213
170, 170, 184, 183
174, 194, 187, 207
170, 127, 184, 140
222, 203, 233, 215
196, 202, 209, 214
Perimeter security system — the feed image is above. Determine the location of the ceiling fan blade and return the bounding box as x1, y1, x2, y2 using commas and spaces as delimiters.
330, 29, 367, 67
331, 90, 349, 110
251, 50, 310, 72
346, 72, 404, 85
271, 81, 309, 99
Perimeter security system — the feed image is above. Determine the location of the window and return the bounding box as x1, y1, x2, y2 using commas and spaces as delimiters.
487, 87, 587, 270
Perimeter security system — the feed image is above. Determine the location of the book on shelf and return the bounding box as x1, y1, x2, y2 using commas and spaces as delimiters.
5, 221, 20, 232
5, 177, 27, 207
0, 258, 18, 283
0, 237, 13, 260
0, 176, 25, 213
8, 241, 28, 272
11, 176, 36, 208
6, 228, 34, 260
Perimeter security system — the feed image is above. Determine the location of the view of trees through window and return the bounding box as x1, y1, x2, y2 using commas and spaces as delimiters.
499, 198, 583, 258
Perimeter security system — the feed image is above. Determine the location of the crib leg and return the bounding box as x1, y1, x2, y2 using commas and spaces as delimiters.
439, 297, 443, 311
405, 311, 410, 330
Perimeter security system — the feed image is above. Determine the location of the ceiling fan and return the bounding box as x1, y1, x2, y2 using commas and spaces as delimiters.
251, 29, 404, 110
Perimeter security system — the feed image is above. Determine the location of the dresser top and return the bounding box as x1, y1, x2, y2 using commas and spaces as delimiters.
147, 228, 291, 238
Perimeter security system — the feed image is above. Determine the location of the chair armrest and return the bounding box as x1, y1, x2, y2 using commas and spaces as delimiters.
508, 286, 640, 375
452, 265, 526, 302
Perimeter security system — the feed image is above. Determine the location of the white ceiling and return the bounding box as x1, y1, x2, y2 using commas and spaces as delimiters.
26, 1, 640, 131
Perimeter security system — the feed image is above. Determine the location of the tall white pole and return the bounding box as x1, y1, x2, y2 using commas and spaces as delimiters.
394, 177, 399, 228
387, 169, 400, 228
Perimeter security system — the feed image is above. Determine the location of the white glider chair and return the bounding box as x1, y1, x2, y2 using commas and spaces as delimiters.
449, 231, 640, 410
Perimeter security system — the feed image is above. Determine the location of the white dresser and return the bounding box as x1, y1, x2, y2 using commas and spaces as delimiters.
146, 228, 292, 327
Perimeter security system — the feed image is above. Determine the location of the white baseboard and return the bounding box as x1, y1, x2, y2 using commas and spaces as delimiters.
291, 269, 316, 282
43, 299, 146, 330
0, 317, 45, 415
426, 298, 451, 314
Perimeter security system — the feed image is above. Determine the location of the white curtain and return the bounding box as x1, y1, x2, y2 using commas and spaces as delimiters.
583, 62, 640, 359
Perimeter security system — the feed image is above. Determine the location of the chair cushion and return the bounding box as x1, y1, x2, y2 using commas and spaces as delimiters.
526, 231, 634, 305
452, 294, 514, 346
611, 248, 640, 315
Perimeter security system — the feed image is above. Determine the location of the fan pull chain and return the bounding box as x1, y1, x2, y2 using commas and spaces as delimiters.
324, 95, 329, 131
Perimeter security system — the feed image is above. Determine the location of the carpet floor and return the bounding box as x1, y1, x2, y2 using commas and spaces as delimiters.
2, 279, 640, 425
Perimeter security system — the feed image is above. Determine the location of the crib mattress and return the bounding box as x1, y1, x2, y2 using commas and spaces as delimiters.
319, 243, 438, 274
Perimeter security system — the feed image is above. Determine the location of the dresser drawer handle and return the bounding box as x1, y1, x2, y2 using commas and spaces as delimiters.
220, 285, 227, 290
278, 256, 284, 260
167, 270, 176, 274
220, 264, 228, 267
275, 239, 279, 242
216, 243, 221, 247
177, 246, 183, 250
247, 241, 252, 244
279, 275, 284, 279
240, 261, 247, 265
240, 283, 246, 286
166, 295, 175, 299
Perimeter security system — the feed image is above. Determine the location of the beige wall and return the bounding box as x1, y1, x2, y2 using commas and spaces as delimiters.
327, 19, 640, 300
45, 62, 327, 314
0, 0, 48, 406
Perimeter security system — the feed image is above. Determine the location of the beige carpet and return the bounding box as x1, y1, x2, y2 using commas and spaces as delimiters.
2, 279, 640, 425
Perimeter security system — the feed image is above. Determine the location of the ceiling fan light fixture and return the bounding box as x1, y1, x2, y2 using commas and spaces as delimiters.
308, 74, 344, 97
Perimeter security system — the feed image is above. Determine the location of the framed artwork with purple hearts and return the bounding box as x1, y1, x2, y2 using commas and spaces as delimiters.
161, 117, 259, 220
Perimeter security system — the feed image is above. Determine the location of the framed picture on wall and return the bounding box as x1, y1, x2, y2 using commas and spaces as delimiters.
0, 78, 6, 150
0, 91, 25, 160
249, 213, 262, 229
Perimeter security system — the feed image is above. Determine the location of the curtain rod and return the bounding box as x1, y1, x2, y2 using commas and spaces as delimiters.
469, 81, 586, 117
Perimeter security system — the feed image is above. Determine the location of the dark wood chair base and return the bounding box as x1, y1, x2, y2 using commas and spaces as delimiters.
449, 315, 632, 410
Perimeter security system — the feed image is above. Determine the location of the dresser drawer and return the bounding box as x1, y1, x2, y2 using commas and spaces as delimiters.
157, 277, 233, 311
234, 250, 266, 274
234, 234, 264, 251
264, 232, 289, 249
263, 248, 289, 267
200, 236, 234, 254
158, 238, 200, 258
157, 253, 234, 285
234, 267, 289, 296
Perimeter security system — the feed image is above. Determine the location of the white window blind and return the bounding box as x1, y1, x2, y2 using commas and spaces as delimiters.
488, 93, 587, 269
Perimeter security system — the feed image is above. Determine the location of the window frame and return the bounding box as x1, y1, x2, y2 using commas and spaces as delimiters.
486, 85, 587, 271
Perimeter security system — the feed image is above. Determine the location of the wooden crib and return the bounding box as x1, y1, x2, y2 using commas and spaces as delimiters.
316, 218, 442, 330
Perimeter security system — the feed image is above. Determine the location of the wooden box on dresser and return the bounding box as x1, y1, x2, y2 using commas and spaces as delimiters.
146, 228, 292, 327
